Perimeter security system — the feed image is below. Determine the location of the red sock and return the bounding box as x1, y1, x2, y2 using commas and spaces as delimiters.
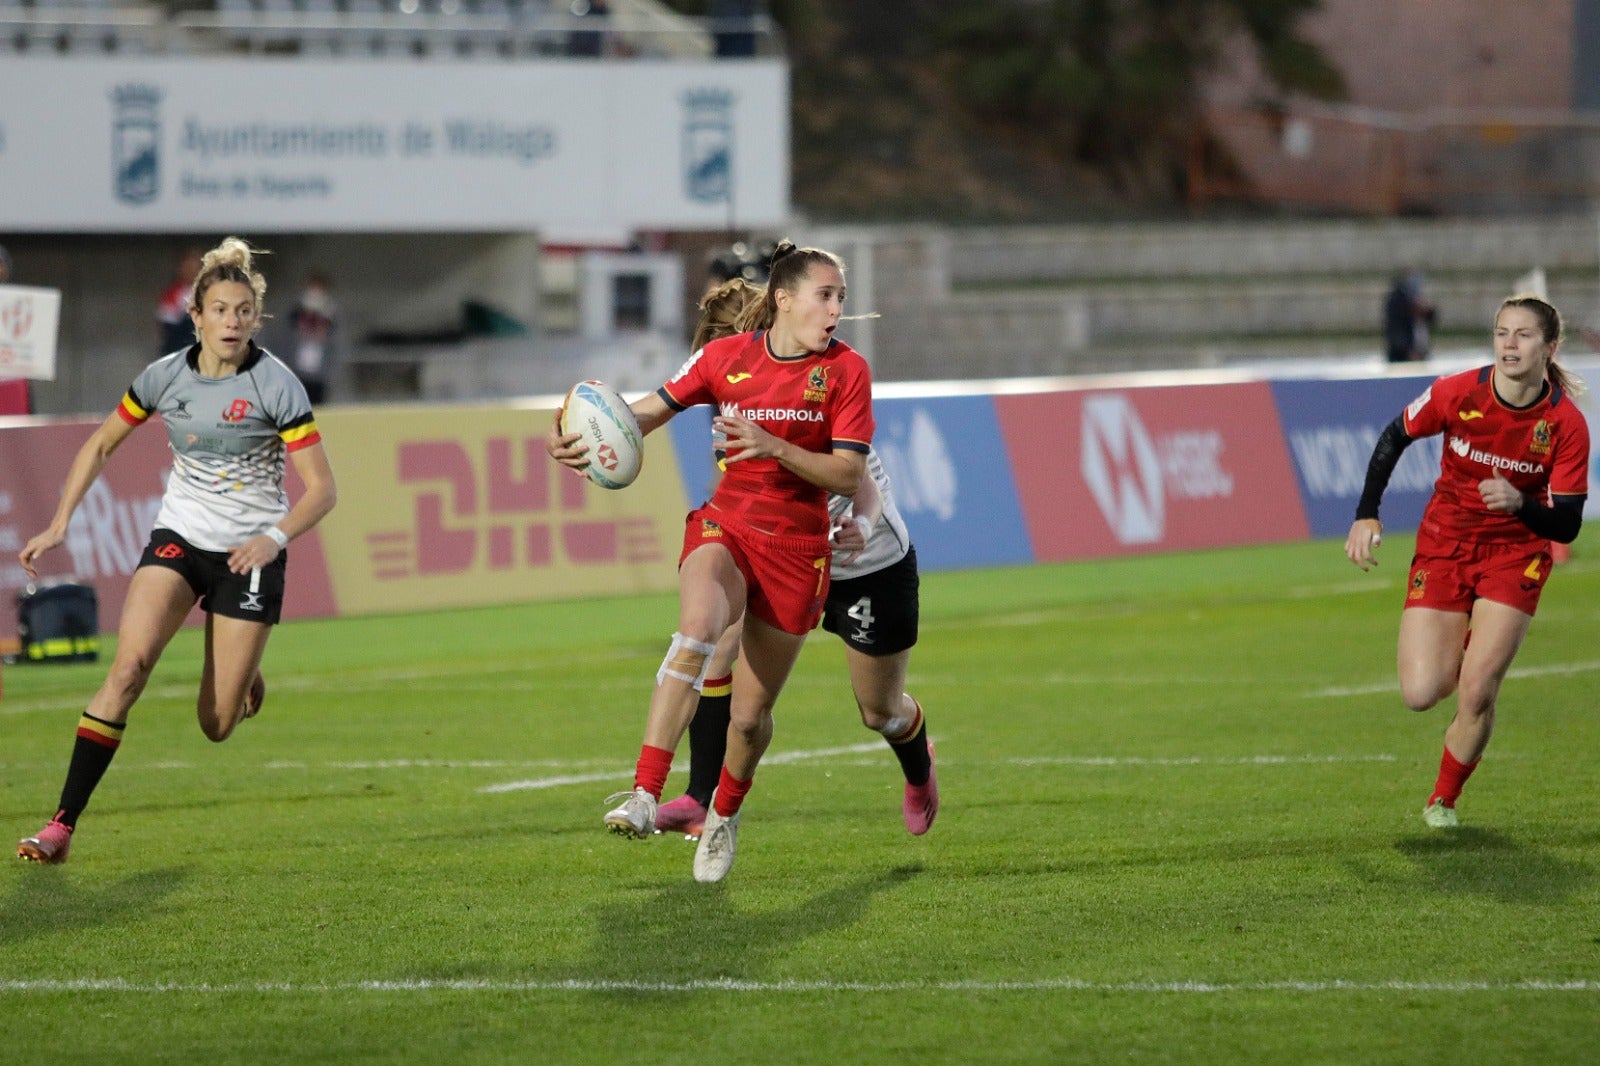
634, 745, 674, 798
713, 766, 754, 818
1428, 746, 1479, 807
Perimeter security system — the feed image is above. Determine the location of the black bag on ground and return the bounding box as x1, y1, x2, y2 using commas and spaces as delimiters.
18, 583, 99, 663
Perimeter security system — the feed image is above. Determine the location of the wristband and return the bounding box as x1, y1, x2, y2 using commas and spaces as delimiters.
263, 526, 290, 550
851, 514, 872, 542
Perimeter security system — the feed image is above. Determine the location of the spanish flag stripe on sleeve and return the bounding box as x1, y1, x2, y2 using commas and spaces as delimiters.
117, 392, 149, 426
281, 423, 323, 452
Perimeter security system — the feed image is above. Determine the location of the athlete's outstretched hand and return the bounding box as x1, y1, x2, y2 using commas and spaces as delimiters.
1479, 469, 1525, 513
19, 526, 67, 581
1344, 518, 1383, 571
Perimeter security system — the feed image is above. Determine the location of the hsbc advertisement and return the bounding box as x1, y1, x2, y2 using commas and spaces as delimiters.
996, 383, 1310, 559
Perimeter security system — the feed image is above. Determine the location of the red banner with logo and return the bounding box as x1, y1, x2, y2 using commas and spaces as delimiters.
0, 417, 338, 644
996, 383, 1309, 559
0, 379, 27, 415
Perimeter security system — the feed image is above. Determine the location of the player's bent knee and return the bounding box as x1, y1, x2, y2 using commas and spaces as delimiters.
658, 631, 718, 688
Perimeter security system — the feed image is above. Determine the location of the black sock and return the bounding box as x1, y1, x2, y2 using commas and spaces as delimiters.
686, 682, 732, 807
55, 714, 126, 829
889, 721, 932, 787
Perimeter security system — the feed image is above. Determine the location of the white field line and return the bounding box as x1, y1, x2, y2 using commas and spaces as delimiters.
1009, 754, 1397, 767
0, 977, 1596, 995
1309, 659, 1600, 698
0, 748, 1403, 778
478, 742, 885, 794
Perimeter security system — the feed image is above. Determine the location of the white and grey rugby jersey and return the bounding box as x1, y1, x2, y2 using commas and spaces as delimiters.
829, 446, 911, 580
118, 344, 321, 551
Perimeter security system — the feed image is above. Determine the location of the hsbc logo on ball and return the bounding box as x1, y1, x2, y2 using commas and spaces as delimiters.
1079, 393, 1237, 545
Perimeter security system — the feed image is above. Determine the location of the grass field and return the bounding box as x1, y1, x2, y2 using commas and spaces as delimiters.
2, 536, 1598, 1064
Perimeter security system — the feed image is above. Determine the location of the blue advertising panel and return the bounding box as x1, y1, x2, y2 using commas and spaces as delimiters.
863, 395, 1033, 571
665, 394, 1033, 571
666, 405, 718, 510
1271, 375, 1445, 538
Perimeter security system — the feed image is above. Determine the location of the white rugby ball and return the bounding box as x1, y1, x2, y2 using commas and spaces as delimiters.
560, 379, 643, 489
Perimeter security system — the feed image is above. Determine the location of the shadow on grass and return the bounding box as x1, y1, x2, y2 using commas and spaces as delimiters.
0, 865, 188, 946
1392, 828, 1593, 904
573, 863, 926, 986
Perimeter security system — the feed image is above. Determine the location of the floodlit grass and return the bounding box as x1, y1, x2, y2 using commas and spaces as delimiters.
2, 537, 1598, 1064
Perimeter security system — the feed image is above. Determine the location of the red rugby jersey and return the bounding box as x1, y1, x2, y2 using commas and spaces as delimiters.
1403, 365, 1590, 544
658, 330, 875, 538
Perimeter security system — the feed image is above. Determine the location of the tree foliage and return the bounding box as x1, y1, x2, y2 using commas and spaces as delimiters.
934, 0, 1343, 187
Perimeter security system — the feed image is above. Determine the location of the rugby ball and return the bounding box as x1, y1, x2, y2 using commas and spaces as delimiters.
560, 379, 643, 489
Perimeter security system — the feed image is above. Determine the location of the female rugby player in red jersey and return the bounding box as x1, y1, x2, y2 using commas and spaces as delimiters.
1345, 295, 1589, 828
17, 237, 337, 864
654, 279, 936, 842
547, 241, 874, 881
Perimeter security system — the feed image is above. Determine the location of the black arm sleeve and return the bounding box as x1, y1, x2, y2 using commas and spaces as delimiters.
1516, 494, 1586, 544
1354, 416, 1415, 521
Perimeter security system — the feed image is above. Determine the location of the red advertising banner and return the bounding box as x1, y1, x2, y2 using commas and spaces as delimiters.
0, 416, 338, 645
0, 379, 28, 415
996, 382, 1309, 560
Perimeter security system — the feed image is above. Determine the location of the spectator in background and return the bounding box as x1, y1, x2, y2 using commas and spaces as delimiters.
0, 242, 26, 415
711, 0, 758, 57
566, 0, 609, 57
289, 272, 337, 405
157, 247, 203, 355
1385, 270, 1436, 363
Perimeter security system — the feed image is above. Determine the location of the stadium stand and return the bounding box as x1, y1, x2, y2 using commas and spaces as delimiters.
0, 0, 776, 59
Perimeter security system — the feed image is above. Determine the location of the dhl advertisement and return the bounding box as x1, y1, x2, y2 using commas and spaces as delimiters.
310, 404, 685, 615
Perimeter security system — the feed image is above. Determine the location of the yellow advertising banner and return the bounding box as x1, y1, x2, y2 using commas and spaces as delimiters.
313, 403, 684, 615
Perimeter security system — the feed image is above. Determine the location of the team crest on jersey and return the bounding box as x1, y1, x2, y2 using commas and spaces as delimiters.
1409, 570, 1427, 600
1528, 419, 1553, 457
701, 519, 723, 538
220, 398, 253, 423
803, 366, 829, 404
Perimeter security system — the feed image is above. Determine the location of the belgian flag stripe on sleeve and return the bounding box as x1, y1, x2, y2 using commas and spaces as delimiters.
117, 391, 149, 426
281, 420, 322, 452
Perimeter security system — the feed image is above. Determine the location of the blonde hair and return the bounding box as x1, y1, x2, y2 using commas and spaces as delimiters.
692, 277, 766, 351
1498, 293, 1586, 398
188, 237, 269, 337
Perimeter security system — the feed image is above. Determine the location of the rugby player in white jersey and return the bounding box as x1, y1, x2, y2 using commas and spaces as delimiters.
17, 237, 337, 865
